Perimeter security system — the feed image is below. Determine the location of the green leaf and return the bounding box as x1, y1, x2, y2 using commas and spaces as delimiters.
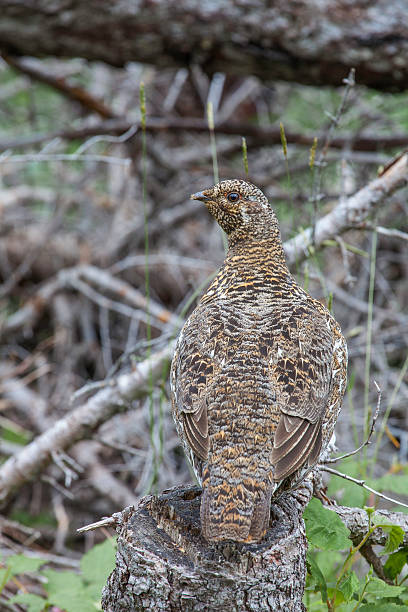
304, 498, 352, 550
5, 554, 47, 577
43, 569, 96, 612
338, 571, 360, 602
384, 526, 405, 554
384, 547, 408, 580
0, 567, 11, 592
80, 538, 116, 599
365, 576, 406, 599
306, 552, 328, 602
9, 593, 47, 612
371, 516, 404, 554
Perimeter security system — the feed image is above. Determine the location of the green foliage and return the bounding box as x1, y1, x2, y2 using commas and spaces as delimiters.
9, 593, 46, 612
306, 552, 328, 602
358, 604, 408, 611
369, 516, 404, 554
364, 577, 406, 599
384, 548, 408, 580
304, 498, 352, 550
3, 538, 116, 612
10, 509, 57, 528
304, 499, 408, 610
0, 417, 32, 446
3, 554, 46, 577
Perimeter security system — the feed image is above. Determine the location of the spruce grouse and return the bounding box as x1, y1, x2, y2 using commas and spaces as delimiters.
170, 179, 347, 543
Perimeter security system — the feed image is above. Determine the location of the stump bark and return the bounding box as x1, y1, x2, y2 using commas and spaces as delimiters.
102, 482, 313, 611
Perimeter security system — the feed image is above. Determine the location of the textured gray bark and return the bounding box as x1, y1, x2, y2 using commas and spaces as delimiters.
102, 483, 313, 611
1, 0, 408, 91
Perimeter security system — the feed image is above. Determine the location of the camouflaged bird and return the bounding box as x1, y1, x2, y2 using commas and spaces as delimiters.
170, 179, 347, 543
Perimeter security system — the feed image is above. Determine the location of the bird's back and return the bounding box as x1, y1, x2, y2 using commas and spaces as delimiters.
171, 179, 347, 543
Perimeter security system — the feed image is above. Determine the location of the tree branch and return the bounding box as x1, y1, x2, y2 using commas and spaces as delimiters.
1, 117, 408, 154
0, 344, 173, 507
284, 152, 408, 268
1, 54, 116, 119
0, 0, 407, 91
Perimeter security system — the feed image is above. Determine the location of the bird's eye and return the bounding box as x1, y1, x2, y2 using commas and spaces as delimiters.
227, 192, 240, 202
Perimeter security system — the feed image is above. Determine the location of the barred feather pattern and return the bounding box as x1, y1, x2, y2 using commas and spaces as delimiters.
170, 180, 347, 543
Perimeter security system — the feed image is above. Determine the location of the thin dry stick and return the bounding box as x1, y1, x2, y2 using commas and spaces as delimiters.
325, 381, 381, 464
3, 117, 408, 154
77, 516, 119, 534
0, 344, 173, 507
321, 465, 408, 509
284, 150, 408, 267
310, 68, 355, 243
2, 53, 116, 119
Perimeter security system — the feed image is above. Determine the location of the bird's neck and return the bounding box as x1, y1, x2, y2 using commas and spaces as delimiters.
224, 236, 291, 285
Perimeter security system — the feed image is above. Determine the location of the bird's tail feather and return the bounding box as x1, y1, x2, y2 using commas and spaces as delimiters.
200, 480, 271, 542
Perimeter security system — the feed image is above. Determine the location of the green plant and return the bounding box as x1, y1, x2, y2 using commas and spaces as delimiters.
304, 499, 408, 610
1, 538, 116, 612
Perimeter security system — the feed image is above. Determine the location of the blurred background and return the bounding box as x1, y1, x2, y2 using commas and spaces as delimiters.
0, 2, 407, 609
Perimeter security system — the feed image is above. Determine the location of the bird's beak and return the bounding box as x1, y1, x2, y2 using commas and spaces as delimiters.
190, 190, 211, 202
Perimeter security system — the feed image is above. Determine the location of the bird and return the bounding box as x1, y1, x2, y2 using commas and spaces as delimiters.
170, 179, 347, 543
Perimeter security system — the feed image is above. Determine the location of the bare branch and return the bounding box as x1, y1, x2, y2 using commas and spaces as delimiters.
1, 1, 408, 91
0, 265, 181, 341
77, 515, 120, 534
321, 465, 408, 510
333, 504, 408, 547
284, 152, 408, 267
325, 381, 381, 463
0, 344, 173, 507
2, 54, 116, 119
1, 117, 408, 155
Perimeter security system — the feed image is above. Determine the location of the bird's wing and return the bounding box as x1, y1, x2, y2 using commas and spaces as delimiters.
269, 310, 333, 481
171, 312, 221, 462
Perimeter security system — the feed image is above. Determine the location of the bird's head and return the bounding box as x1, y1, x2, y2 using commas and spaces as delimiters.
191, 179, 279, 244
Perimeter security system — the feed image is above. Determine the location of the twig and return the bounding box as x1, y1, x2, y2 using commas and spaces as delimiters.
41, 475, 75, 500
0, 264, 181, 341
0, 198, 70, 299
0, 343, 174, 507
321, 465, 408, 509
310, 68, 355, 243
376, 226, 408, 241
73, 441, 139, 508
0, 152, 131, 166
335, 236, 356, 287
2, 117, 408, 154
325, 380, 381, 463
2, 54, 116, 119
77, 515, 120, 534
284, 151, 408, 268
358, 542, 392, 584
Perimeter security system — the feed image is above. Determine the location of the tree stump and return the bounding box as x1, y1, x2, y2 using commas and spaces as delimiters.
102, 481, 313, 611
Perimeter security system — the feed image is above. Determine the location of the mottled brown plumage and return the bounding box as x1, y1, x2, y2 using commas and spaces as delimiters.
171, 179, 347, 543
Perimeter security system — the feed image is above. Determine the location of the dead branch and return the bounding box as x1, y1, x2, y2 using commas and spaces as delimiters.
322, 465, 408, 509
1, 1, 408, 91
2, 117, 408, 154
72, 441, 139, 508
0, 343, 173, 507
0, 265, 181, 341
332, 505, 408, 547
2, 54, 116, 119
284, 152, 408, 267
325, 381, 381, 464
